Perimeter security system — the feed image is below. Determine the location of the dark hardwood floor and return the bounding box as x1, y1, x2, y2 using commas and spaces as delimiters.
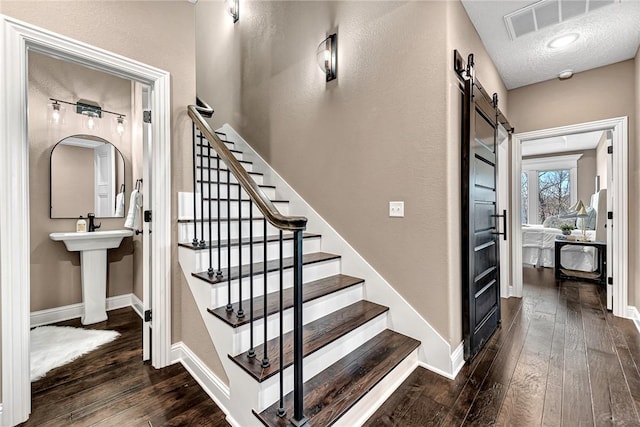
366, 267, 640, 426
22, 267, 640, 426
19, 307, 229, 427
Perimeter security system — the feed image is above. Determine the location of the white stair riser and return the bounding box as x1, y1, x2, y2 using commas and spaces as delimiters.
230, 283, 365, 355
196, 149, 244, 161
178, 220, 280, 242
196, 168, 263, 184
255, 314, 389, 411
193, 237, 322, 271
197, 157, 253, 173
209, 258, 341, 309
197, 184, 276, 201
186, 200, 289, 219
196, 140, 235, 150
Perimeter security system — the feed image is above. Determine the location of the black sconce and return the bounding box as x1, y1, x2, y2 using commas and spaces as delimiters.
317, 33, 337, 82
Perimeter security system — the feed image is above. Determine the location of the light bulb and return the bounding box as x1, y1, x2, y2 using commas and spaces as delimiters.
51, 102, 61, 123
116, 116, 125, 135
86, 114, 96, 130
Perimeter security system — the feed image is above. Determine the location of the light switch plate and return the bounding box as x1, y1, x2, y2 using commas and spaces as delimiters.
389, 201, 404, 217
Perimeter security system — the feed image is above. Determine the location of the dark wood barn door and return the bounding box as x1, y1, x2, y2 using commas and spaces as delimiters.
461, 76, 502, 361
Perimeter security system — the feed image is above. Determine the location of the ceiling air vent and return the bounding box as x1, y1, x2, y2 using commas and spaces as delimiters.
504, 0, 618, 40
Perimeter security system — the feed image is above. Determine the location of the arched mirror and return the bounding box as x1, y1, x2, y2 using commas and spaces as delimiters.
50, 135, 125, 218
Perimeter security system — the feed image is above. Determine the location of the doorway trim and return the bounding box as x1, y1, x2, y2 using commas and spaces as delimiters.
0, 14, 172, 425
510, 117, 628, 317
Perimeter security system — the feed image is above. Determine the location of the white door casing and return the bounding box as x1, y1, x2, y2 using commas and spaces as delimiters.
0, 14, 172, 425
510, 117, 628, 317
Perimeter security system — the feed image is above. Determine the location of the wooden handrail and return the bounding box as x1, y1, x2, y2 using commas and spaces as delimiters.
188, 105, 307, 232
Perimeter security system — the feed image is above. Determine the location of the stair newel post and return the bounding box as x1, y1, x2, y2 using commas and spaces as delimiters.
248, 202, 255, 358
291, 229, 307, 426
198, 132, 205, 248
236, 185, 245, 319
261, 218, 270, 368
277, 230, 286, 418
191, 123, 199, 247
225, 168, 233, 313
216, 155, 222, 278
207, 143, 214, 277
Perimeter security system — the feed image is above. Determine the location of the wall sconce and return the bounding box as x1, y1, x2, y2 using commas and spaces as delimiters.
49, 98, 126, 135
316, 34, 337, 82
226, 0, 239, 23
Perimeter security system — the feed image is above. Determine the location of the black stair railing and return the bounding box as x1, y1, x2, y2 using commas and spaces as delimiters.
189, 99, 308, 426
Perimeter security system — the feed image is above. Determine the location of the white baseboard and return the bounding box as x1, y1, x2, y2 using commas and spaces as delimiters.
131, 294, 144, 319
626, 306, 640, 335
418, 342, 464, 381
30, 293, 137, 327
171, 342, 232, 423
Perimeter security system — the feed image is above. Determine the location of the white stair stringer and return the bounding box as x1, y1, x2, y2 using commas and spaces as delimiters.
219, 124, 459, 378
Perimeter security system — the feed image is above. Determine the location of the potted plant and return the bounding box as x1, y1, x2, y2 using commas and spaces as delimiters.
559, 223, 575, 236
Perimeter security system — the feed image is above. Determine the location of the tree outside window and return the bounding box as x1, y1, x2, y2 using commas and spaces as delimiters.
537, 169, 570, 223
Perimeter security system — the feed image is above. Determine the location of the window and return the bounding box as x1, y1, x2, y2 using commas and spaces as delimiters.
521, 154, 581, 225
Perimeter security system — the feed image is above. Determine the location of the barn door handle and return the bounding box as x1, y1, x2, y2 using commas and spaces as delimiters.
491, 209, 508, 241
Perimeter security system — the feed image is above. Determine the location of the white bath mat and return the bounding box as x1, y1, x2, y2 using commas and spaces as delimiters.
30, 325, 120, 381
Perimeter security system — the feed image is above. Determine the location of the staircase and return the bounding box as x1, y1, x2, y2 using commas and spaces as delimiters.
178, 101, 422, 426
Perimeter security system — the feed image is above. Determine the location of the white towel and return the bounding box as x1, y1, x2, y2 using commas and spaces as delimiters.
114, 192, 125, 217
124, 190, 143, 230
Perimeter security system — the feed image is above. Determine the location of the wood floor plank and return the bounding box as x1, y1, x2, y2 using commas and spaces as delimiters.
19, 308, 228, 427
561, 283, 594, 426
367, 267, 640, 427
542, 281, 567, 427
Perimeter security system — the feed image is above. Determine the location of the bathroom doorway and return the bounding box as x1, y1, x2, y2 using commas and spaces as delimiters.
0, 16, 172, 425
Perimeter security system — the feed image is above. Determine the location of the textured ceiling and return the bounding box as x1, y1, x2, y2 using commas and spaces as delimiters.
461, 0, 640, 89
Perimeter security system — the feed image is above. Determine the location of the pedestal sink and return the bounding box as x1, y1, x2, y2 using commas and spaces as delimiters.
50, 230, 134, 325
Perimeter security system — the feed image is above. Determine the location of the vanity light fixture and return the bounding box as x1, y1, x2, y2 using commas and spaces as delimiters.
116, 115, 125, 135
49, 98, 126, 135
226, 0, 239, 23
316, 33, 337, 82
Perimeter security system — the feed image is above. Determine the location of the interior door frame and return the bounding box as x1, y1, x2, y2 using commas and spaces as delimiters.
510, 117, 628, 317
0, 14, 172, 425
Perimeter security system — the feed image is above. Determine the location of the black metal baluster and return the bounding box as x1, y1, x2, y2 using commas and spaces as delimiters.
248, 202, 255, 358
226, 168, 233, 312
216, 155, 222, 278
261, 218, 270, 368
237, 184, 245, 319
277, 230, 286, 418
198, 133, 205, 248
191, 124, 198, 247
207, 144, 214, 277
292, 230, 307, 425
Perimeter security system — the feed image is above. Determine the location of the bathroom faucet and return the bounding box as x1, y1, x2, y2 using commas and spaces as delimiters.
87, 213, 101, 232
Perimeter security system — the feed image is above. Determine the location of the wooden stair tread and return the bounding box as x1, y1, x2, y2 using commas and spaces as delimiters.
192, 252, 340, 285
178, 232, 321, 251
230, 300, 388, 382
255, 329, 420, 427
207, 274, 363, 327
